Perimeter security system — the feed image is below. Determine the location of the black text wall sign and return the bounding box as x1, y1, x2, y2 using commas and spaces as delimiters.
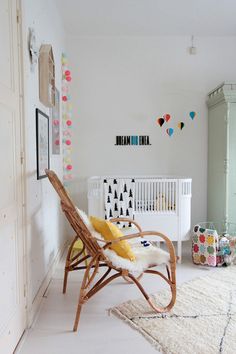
115, 135, 151, 146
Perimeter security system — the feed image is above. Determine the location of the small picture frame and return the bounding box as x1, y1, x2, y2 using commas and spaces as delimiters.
36, 108, 50, 179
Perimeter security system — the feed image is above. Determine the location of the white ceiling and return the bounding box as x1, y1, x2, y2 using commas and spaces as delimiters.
56, 0, 236, 36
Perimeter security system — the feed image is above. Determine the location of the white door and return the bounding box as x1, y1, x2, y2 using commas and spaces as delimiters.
0, 1, 26, 353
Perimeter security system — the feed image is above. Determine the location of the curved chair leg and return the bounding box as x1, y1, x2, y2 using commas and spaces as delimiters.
128, 273, 176, 313
147, 284, 176, 313
122, 273, 143, 284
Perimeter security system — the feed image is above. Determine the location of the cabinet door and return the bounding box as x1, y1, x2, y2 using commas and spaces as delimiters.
207, 102, 227, 222
228, 103, 236, 223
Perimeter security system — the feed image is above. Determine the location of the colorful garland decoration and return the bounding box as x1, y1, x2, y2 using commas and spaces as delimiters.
61, 53, 73, 186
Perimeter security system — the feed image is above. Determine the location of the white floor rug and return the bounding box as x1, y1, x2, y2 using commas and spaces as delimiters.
110, 267, 236, 354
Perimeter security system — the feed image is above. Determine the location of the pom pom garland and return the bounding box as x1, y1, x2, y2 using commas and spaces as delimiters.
53, 119, 59, 126
63, 174, 73, 180
62, 53, 73, 185
62, 86, 68, 93
63, 130, 72, 137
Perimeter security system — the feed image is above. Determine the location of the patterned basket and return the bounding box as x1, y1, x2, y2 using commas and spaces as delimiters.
192, 222, 236, 267
192, 225, 219, 266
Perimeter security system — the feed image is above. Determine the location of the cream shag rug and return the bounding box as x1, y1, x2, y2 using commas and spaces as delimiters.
110, 267, 236, 354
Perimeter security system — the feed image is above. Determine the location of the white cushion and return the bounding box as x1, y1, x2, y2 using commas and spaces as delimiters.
76, 208, 94, 232
103, 242, 170, 275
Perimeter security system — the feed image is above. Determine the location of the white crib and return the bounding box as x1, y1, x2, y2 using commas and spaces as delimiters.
88, 176, 192, 261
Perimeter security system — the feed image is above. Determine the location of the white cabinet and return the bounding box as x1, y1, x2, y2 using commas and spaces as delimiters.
207, 82, 236, 224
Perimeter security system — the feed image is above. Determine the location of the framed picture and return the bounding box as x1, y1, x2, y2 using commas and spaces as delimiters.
51, 87, 60, 154
36, 108, 50, 179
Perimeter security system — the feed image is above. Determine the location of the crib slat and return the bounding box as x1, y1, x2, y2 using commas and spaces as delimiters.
145, 181, 147, 212
141, 181, 143, 212
150, 181, 152, 211
137, 181, 140, 212
162, 181, 164, 212
137, 182, 139, 212
160, 181, 163, 212
169, 181, 171, 211
167, 181, 169, 212
149, 181, 152, 211
172, 181, 175, 211
138, 181, 140, 212
155, 182, 157, 212
165, 181, 167, 212
172, 182, 174, 211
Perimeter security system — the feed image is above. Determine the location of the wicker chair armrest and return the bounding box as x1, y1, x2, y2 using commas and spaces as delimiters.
109, 217, 143, 232
102, 232, 143, 249
92, 236, 107, 243
91, 220, 143, 246
92, 233, 141, 245
104, 230, 176, 262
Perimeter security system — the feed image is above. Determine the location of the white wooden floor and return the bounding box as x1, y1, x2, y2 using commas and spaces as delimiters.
16, 242, 215, 354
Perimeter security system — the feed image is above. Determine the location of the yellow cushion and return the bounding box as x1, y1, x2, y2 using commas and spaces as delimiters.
73, 239, 84, 250
90, 216, 135, 261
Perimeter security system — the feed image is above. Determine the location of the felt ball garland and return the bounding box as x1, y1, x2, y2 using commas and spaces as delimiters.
61, 53, 73, 185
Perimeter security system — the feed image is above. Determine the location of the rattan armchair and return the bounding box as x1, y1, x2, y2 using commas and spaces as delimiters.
45, 169, 177, 332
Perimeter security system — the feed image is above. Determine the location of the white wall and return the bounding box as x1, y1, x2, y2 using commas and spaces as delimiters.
67, 35, 236, 226
22, 0, 68, 317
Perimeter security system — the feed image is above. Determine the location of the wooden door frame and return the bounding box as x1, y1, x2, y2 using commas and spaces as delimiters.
0, 1, 28, 352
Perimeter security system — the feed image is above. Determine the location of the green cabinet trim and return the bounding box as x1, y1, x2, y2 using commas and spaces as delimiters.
207, 82, 236, 224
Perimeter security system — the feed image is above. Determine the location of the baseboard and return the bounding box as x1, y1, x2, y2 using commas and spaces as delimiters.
26, 240, 69, 327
